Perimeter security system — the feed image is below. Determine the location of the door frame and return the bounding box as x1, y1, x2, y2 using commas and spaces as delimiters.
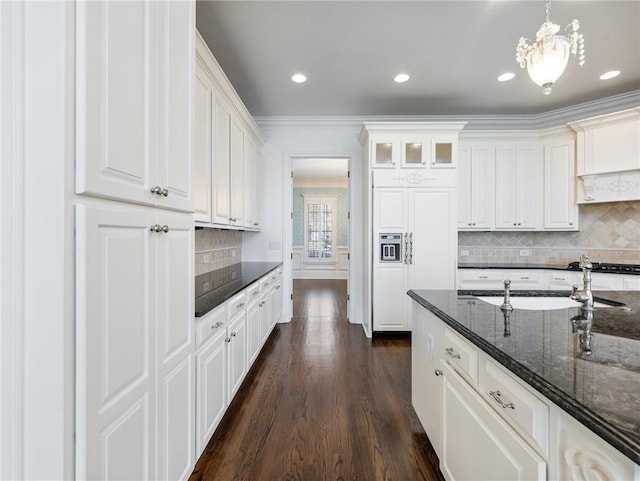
283, 153, 352, 323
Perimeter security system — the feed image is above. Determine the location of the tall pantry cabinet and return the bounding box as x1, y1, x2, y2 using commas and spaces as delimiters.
74, 2, 195, 480
361, 123, 466, 333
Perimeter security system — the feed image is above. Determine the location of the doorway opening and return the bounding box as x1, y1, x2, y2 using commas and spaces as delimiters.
290, 157, 350, 322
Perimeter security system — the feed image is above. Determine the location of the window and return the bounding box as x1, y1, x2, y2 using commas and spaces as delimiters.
303, 195, 336, 261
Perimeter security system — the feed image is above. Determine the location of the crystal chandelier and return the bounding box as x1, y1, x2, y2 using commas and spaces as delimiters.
516, 0, 585, 95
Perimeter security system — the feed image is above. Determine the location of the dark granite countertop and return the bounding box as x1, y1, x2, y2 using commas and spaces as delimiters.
408, 288, 640, 465
195, 262, 282, 317
459, 263, 640, 275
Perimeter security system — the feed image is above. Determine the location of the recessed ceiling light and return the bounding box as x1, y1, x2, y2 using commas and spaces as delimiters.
600, 70, 620, 80
498, 72, 515, 82
394, 73, 410, 83
291, 73, 307, 83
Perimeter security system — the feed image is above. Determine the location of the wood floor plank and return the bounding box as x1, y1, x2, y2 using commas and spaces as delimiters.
189, 279, 444, 481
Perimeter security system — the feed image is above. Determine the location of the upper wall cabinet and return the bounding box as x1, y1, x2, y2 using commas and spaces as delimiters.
193, 32, 264, 231
75, 1, 194, 213
364, 123, 465, 170
494, 142, 543, 230
543, 134, 579, 230
458, 130, 578, 232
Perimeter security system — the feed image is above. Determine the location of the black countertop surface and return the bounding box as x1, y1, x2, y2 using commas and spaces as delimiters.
459, 262, 640, 275
195, 262, 282, 317
408, 289, 640, 464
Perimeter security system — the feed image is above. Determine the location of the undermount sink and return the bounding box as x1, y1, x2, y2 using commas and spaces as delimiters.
475, 296, 613, 310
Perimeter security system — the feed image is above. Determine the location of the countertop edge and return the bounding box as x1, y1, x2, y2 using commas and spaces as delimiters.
458, 264, 639, 275
407, 289, 640, 466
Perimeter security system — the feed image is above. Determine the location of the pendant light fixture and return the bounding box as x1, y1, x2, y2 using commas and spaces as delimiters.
516, 0, 585, 95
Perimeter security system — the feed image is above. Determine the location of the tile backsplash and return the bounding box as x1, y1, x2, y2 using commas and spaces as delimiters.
195, 228, 242, 276
459, 201, 640, 266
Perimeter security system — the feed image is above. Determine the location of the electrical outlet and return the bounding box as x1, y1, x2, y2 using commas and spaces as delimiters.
203, 254, 210, 263
460, 250, 470, 257
519, 250, 530, 257
203, 281, 210, 291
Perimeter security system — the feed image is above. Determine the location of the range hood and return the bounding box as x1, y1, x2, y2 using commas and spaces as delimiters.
569, 108, 640, 203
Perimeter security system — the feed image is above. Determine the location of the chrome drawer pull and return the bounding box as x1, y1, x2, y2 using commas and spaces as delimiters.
445, 347, 461, 359
236, 302, 244, 308
489, 390, 515, 410
434, 369, 443, 377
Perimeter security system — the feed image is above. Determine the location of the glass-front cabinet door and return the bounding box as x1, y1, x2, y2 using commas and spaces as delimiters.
431, 137, 457, 168
401, 139, 429, 168
370, 139, 399, 168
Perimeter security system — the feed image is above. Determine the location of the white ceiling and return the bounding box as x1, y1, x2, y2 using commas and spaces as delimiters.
196, 0, 640, 118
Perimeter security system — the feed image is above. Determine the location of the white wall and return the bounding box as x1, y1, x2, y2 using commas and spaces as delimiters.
242, 120, 364, 326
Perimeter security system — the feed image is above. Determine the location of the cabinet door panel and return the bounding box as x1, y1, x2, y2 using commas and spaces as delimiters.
75, 205, 156, 480
227, 311, 248, 400
194, 63, 213, 222
212, 95, 231, 224
471, 146, 495, 229
157, 356, 193, 481
155, 0, 194, 212
229, 116, 244, 226
517, 145, 542, 229
76, 1, 154, 206
544, 143, 577, 229
495, 146, 518, 228
247, 300, 262, 366
441, 362, 546, 481
373, 265, 408, 331
410, 189, 456, 290
196, 333, 227, 455
373, 189, 406, 231
457, 146, 473, 228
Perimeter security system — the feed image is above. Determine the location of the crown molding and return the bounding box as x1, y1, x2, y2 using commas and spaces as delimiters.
255, 90, 640, 132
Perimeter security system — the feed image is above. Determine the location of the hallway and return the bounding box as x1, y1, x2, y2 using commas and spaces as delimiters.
189, 280, 443, 481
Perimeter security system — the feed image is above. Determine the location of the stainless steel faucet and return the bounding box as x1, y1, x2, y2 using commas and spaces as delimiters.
501, 279, 513, 312
570, 255, 594, 311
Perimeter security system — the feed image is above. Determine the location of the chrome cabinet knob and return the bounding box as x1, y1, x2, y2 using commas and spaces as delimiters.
149, 224, 161, 232
435, 369, 443, 376
231, 332, 237, 337
225, 337, 231, 343
161, 225, 169, 233
160, 188, 169, 197
151, 186, 162, 195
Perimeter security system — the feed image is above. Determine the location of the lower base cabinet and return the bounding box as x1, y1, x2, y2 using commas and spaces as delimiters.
195, 329, 227, 454
440, 360, 546, 481
412, 301, 639, 481
194, 267, 283, 458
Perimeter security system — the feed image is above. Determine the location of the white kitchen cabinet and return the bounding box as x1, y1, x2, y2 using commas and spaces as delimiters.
544, 140, 578, 230
259, 278, 273, 345
194, 33, 263, 230
370, 137, 400, 168
412, 303, 445, 457
547, 271, 580, 290
194, 61, 214, 223
226, 309, 247, 401
229, 117, 244, 227
76, 0, 194, 213
212, 93, 232, 225
590, 272, 625, 291
246, 286, 263, 366
458, 143, 495, 230
401, 137, 429, 168
495, 143, 543, 230
243, 135, 258, 229
440, 360, 547, 481
373, 188, 456, 331
195, 327, 227, 457
552, 403, 637, 481
76, 204, 194, 481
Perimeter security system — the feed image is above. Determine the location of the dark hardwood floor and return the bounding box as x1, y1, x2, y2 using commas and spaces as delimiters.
189, 279, 444, 481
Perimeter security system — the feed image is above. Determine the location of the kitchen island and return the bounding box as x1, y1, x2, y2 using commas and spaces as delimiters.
409, 289, 640, 480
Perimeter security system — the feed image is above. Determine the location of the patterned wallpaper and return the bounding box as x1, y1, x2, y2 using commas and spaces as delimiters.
194, 228, 242, 275
292, 188, 349, 247
459, 200, 640, 266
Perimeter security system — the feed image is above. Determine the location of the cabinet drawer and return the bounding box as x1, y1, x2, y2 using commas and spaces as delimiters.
443, 328, 479, 386
480, 357, 549, 457
246, 282, 262, 304
260, 277, 271, 291
195, 305, 227, 350
227, 291, 247, 319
